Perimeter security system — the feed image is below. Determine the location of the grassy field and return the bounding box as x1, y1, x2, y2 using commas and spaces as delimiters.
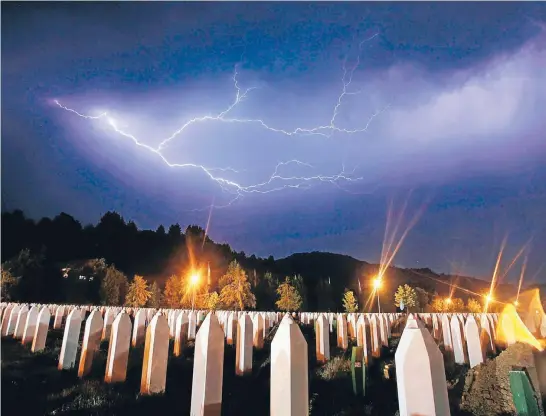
1, 321, 471, 415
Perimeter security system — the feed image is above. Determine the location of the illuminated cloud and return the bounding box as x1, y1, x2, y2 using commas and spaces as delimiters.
49, 29, 546, 210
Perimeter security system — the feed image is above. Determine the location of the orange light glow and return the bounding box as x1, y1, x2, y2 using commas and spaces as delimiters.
190, 273, 200, 286
373, 277, 382, 290
445, 297, 452, 304
496, 303, 544, 351
513, 289, 545, 335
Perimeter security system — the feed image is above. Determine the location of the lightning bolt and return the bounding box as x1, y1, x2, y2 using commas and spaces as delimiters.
53, 34, 385, 209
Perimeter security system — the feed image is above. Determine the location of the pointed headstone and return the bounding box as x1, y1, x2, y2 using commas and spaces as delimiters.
190, 313, 225, 416
226, 312, 236, 345
450, 316, 468, 365
369, 315, 382, 358
315, 314, 330, 363
441, 314, 453, 357
396, 315, 450, 416
480, 314, 496, 354
140, 314, 169, 395
357, 315, 373, 365
58, 309, 83, 370
13, 305, 29, 339
347, 314, 356, 339
378, 314, 389, 346
188, 310, 197, 340
252, 313, 264, 349
432, 314, 442, 341
78, 310, 104, 377
32, 307, 51, 352
262, 312, 270, 338
132, 309, 147, 347
464, 315, 484, 368
102, 308, 116, 341
105, 312, 132, 383
22, 306, 39, 345
337, 314, 348, 350
271, 314, 308, 416
236, 314, 253, 376
174, 312, 189, 357
1, 304, 15, 335
3, 304, 21, 336
53, 306, 65, 330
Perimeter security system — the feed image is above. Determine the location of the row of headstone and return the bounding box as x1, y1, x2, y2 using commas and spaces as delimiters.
1, 302, 509, 416
416, 312, 499, 368
1, 303, 52, 352
298, 311, 398, 363
1, 302, 500, 370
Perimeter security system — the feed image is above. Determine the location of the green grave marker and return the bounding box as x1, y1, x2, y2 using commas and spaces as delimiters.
351, 346, 366, 396
509, 369, 540, 416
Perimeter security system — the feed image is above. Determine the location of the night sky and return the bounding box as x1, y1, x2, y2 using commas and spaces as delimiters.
2, 2, 546, 282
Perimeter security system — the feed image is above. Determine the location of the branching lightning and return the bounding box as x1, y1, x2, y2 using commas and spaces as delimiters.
53, 34, 385, 209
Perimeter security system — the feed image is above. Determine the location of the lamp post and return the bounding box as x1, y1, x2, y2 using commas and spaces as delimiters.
373, 277, 382, 313
190, 272, 200, 311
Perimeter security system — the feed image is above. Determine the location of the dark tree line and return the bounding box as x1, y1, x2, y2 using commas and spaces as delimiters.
2, 209, 377, 310
6, 208, 495, 312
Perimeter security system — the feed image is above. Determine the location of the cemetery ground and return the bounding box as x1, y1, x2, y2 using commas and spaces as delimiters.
2, 319, 477, 416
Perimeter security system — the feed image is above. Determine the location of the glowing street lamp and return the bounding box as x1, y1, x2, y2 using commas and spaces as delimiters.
190, 273, 200, 286
373, 276, 382, 313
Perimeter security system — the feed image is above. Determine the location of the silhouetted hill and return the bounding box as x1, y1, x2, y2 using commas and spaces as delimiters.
273, 252, 365, 283
272, 251, 515, 311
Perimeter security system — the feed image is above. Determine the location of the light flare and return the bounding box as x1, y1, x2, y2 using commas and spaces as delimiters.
409, 267, 506, 302
485, 236, 507, 312
377, 193, 430, 279
202, 199, 214, 250
497, 239, 532, 284
484, 238, 532, 313
515, 254, 528, 305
